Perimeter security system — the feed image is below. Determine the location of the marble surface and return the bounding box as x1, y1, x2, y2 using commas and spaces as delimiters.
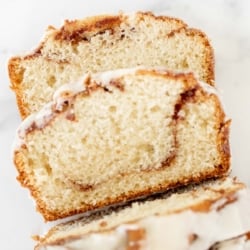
1, 0, 250, 249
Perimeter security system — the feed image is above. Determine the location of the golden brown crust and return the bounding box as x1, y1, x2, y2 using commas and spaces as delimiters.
218, 120, 231, 172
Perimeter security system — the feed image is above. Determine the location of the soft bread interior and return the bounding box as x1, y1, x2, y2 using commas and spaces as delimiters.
14, 70, 229, 220
9, 13, 213, 117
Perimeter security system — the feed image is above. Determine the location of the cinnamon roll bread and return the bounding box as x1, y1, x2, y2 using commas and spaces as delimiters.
13, 68, 229, 221
8, 12, 214, 118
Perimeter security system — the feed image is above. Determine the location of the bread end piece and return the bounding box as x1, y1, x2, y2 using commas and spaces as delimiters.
34, 177, 249, 250
13, 69, 229, 221
8, 12, 214, 118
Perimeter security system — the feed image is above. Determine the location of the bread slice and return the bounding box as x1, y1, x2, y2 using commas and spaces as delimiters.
8, 11, 214, 118
13, 68, 230, 221
34, 177, 250, 250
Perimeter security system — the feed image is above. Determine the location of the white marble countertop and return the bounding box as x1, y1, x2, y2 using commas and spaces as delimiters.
1, 0, 250, 249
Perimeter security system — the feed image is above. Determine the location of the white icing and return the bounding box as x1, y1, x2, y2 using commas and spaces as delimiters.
92, 66, 145, 86
12, 102, 54, 151
53, 74, 89, 111
41, 188, 250, 250
199, 80, 220, 96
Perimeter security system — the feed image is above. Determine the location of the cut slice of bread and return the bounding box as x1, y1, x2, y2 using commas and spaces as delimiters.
8, 11, 214, 118
34, 177, 250, 250
13, 68, 230, 221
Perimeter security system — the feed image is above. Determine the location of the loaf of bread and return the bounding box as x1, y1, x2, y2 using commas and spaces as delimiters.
8, 11, 214, 118
34, 177, 250, 250
13, 68, 230, 221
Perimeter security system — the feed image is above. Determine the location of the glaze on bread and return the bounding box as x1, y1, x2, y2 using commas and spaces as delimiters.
211, 233, 250, 250
8, 12, 214, 118
35, 177, 250, 250
13, 68, 230, 221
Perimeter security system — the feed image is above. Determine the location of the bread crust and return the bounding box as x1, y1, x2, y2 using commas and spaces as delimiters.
52, 12, 187, 44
